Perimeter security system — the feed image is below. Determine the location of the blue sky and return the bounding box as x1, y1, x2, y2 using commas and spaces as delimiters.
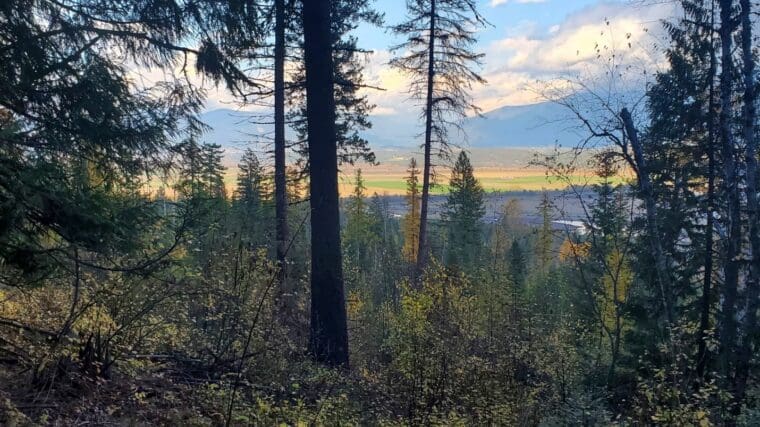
348, 0, 676, 116
194, 1, 677, 114
354, 0, 604, 51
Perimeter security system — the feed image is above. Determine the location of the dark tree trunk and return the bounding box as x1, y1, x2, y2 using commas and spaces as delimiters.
274, 0, 289, 291
302, 0, 349, 366
621, 108, 674, 326
416, 0, 436, 279
697, 2, 717, 378
736, 0, 758, 402
717, 0, 740, 382
697, 107, 717, 378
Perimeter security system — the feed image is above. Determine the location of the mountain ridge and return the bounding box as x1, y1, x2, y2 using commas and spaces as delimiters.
197, 100, 583, 165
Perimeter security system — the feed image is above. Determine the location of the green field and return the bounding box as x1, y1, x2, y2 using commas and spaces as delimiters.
348, 173, 628, 195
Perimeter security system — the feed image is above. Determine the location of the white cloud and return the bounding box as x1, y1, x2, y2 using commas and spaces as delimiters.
477, 1, 675, 111
358, 49, 414, 116
179, 1, 675, 118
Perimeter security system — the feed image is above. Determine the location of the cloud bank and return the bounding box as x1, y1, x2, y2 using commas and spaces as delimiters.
360, 1, 675, 116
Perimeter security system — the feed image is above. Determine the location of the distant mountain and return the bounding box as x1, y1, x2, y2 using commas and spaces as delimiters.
197, 100, 583, 165
465, 102, 582, 148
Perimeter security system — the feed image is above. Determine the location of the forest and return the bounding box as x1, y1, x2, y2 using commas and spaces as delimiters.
0, 0, 759, 425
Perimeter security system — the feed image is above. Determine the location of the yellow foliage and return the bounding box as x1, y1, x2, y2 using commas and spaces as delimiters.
346, 289, 365, 320
402, 213, 420, 263
558, 239, 590, 262
599, 248, 633, 333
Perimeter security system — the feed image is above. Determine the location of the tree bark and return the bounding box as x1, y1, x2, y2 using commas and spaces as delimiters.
620, 108, 674, 326
303, 0, 349, 366
416, 0, 436, 279
735, 0, 758, 402
274, 0, 289, 294
697, 0, 717, 378
717, 0, 741, 381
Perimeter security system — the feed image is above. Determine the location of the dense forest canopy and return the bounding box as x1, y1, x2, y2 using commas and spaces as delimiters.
0, 0, 759, 425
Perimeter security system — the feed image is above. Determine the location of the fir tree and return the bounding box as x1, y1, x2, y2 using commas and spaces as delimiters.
442, 151, 485, 268
343, 169, 378, 268
234, 149, 266, 248
402, 158, 422, 264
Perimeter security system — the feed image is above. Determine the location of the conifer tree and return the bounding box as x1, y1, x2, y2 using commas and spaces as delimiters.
343, 169, 378, 267
289, 0, 381, 165
442, 151, 485, 268
0, 0, 262, 279
402, 158, 422, 264
201, 143, 227, 201
509, 239, 527, 291
390, 0, 487, 274
535, 191, 553, 271
302, 0, 349, 366
234, 148, 266, 247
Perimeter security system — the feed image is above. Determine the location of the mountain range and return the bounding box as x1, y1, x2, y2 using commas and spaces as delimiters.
198, 101, 584, 166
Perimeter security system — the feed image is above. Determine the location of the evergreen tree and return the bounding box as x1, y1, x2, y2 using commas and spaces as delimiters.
290, 0, 381, 165
343, 169, 378, 268
402, 158, 421, 264
234, 149, 266, 248
442, 151, 485, 269
303, 0, 349, 366
201, 143, 227, 201
535, 191, 554, 271
491, 199, 522, 265
390, 0, 487, 274
508, 239, 527, 291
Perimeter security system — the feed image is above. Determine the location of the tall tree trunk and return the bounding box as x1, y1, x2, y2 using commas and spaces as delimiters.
416, 0, 436, 279
620, 108, 674, 326
303, 0, 349, 367
274, 0, 289, 295
717, 0, 741, 382
736, 0, 758, 402
697, 0, 718, 379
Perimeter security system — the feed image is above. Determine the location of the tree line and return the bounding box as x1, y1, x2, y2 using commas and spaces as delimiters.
0, 0, 759, 424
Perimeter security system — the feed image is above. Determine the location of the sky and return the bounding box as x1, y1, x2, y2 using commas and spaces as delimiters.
199, 0, 678, 115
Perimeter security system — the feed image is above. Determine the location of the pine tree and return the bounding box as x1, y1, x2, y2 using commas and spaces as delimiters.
402, 158, 421, 264
442, 151, 485, 269
234, 149, 266, 247
290, 0, 381, 165
637, 0, 719, 376
735, 0, 759, 403
390, 0, 487, 274
201, 143, 227, 201
716, 0, 742, 384
272, 0, 290, 290
303, 0, 349, 366
343, 169, 378, 268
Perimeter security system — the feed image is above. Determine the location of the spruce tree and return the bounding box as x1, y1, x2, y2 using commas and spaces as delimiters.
343, 169, 378, 268
234, 148, 266, 248
402, 158, 422, 264
442, 151, 485, 269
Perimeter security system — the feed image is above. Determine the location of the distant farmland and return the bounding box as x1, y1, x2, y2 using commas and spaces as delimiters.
337, 167, 629, 196
210, 147, 631, 197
